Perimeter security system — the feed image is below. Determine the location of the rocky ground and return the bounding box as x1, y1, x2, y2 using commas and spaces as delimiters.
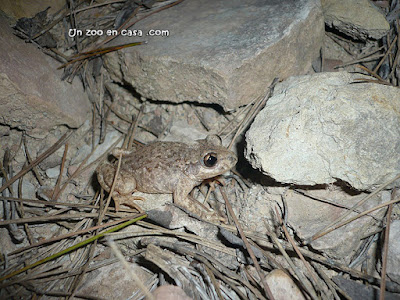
0, 0, 400, 299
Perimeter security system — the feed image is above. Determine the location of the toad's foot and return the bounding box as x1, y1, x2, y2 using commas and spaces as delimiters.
174, 192, 223, 223
113, 195, 145, 213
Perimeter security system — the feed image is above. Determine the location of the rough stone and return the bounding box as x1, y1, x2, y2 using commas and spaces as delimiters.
131, 191, 171, 212
152, 285, 192, 300
0, 15, 91, 132
284, 188, 388, 261
0, 0, 65, 20
23, 180, 37, 199
87, 131, 122, 165
77, 261, 153, 299
161, 120, 211, 143
45, 166, 60, 178
245, 71, 400, 191
322, 0, 390, 40
0, 228, 18, 255
238, 184, 388, 261
387, 220, 400, 283
265, 269, 306, 300
333, 276, 400, 300
237, 185, 282, 232
104, 0, 324, 110
147, 205, 239, 269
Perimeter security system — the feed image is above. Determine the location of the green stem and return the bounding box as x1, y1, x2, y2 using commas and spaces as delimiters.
0, 213, 147, 282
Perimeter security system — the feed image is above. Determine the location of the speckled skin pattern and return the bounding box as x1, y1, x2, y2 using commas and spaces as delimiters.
96, 135, 237, 219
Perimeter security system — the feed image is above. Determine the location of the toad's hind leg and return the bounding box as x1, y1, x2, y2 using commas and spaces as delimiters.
96, 162, 138, 211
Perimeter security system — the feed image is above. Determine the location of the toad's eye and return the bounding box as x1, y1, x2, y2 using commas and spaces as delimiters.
204, 153, 218, 167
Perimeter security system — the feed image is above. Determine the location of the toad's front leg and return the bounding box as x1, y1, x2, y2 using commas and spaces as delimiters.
96, 162, 138, 211
173, 180, 221, 222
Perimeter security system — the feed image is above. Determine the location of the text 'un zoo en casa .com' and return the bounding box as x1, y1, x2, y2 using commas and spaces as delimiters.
68, 28, 170, 37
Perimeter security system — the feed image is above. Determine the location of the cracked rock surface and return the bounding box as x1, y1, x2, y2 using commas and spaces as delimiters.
245, 71, 400, 190
104, 0, 324, 110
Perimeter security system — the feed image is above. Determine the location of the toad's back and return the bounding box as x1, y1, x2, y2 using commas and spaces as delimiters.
121, 141, 200, 193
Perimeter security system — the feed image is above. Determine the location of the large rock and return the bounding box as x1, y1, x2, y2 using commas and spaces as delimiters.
0, 0, 65, 20
322, 0, 389, 40
333, 276, 400, 300
238, 185, 387, 261
0, 15, 90, 132
104, 0, 324, 110
245, 71, 400, 191
282, 188, 387, 260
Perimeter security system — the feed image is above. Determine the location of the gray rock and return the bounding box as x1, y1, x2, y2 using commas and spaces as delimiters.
0, 0, 65, 20
246, 71, 400, 191
20, 180, 36, 199
45, 166, 60, 179
87, 131, 122, 165
238, 184, 387, 261
265, 269, 306, 300
333, 276, 400, 300
104, 0, 324, 110
0, 15, 90, 132
71, 144, 92, 165
132, 191, 171, 212
322, 0, 389, 40
152, 285, 192, 300
284, 188, 387, 260
160, 120, 209, 143
11, 180, 36, 199
77, 261, 153, 299
387, 220, 400, 283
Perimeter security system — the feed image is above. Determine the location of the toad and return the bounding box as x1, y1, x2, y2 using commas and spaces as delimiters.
96, 135, 237, 220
